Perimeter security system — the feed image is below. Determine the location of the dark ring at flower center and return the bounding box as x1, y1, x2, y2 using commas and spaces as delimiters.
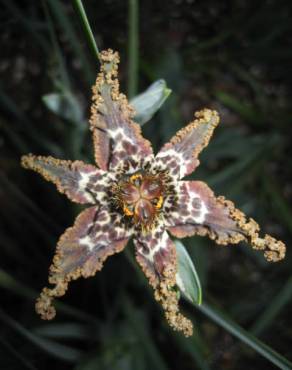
112, 172, 165, 229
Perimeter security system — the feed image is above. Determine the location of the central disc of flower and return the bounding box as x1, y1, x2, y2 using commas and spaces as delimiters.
115, 173, 164, 228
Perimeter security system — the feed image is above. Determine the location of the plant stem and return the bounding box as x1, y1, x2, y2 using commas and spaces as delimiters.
198, 302, 292, 370
128, 0, 139, 98
48, 0, 94, 84
251, 276, 292, 336
72, 0, 101, 63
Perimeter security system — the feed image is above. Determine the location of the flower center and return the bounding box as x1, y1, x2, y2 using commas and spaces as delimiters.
112, 172, 165, 228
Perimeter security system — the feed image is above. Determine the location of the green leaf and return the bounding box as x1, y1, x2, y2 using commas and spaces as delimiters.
214, 90, 264, 126
47, 0, 95, 85
175, 240, 202, 305
130, 79, 171, 125
197, 302, 292, 370
42, 92, 83, 123
123, 299, 169, 370
33, 323, 90, 340
127, 0, 139, 98
0, 336, 37, 370
72, 0, 101, 62
0, 268, 99, 323
0, 308, 82, 362
251, 276, 292, 336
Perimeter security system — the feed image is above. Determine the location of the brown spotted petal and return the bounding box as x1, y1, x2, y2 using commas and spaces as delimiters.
21, 155, 107, 204
134, 228, 193, 336
155, 109, 219, 178
89, 49, 153, 171
36, 206, 131, 320
167, 181, 286, 261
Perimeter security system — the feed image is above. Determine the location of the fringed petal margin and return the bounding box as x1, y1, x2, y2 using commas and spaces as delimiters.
36, 206, 131, 320
155, 109, 219, 179
89, 49, 153, 171
167, 181, 286, 262
21, 155, 108, 204
134, 228, 193, 336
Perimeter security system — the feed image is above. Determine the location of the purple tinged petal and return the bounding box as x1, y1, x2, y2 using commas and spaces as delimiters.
167, 181, 286, 261
134, 227, 193, 336
89, 49, 153, 171
167, 181, 242, 242
21, 155, 107, 204
35, 206, 131, 320
155, 109, 219, 178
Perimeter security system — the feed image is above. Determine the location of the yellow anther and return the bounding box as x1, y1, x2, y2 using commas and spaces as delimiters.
155, 195, 163, 210
123, 204, 134, 216
130, 174, 142, 183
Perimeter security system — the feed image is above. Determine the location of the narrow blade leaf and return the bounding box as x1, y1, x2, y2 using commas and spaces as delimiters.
175, 240, 202, 305
42, 92, 83, 123
130, 79, 171, 125
198, 302, 292, 370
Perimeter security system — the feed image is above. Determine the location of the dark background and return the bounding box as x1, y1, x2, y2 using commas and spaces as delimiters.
0, 0, 291, 369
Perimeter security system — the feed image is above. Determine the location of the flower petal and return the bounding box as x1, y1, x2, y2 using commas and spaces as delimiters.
89, 49, 153, 171
155, 109, 219, 178
36, 206, 131, 320
167, 181, 286, 262
21, 155, 107, 204
134, 227, 193, 336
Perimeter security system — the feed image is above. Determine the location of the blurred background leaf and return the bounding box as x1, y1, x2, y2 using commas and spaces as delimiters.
175, 240, 202, 305
42, 92, 83, 123
130, 79, 172, 125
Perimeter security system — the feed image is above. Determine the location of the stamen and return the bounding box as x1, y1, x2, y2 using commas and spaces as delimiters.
130, 173, 143, 186
111, 169, 174, 230
155, 195, 164, 210
123, 204, 134, 216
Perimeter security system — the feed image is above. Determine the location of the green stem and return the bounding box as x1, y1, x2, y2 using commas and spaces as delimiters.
198, 302, 292, 370
72, 0, 100, 63
42, 0, 71, 89
128, 0, 139, 98
48, 0, 95, 84
251, 276, 292, 336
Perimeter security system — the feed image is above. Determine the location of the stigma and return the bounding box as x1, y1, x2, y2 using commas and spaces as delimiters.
112, 171, 165, 229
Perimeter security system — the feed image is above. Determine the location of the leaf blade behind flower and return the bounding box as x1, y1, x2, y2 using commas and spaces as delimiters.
197, 302, 292, 370
175, 240, 202, 305
130, 79, 172, 125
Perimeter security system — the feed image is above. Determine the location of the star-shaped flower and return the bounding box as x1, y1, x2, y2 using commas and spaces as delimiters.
21, 50, 286, 337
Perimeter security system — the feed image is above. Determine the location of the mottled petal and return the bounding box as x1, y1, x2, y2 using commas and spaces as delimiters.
167, 181, 286, 261
155, 109, 219, 178
21, 154, 107, 204
134, 227, 193, 336
89, 49, 153, 171
35, 206, 131, 319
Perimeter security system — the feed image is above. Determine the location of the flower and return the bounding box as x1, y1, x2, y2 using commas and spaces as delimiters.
21, 49, 286, 337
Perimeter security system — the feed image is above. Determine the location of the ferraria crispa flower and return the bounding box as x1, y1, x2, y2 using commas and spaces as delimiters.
21, 49, 286, 337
